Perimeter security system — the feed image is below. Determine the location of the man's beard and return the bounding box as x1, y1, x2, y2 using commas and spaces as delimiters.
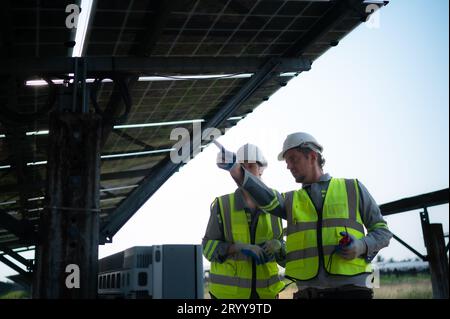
295, 175, 306, 183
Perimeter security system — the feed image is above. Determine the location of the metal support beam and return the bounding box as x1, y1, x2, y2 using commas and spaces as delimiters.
4, 128, 37, 221
0, 243, 33, 270
380, 188, 449, 216
100, 147, 167, 161
33, 108, 101, 298
0, 167, 156, 193
0, 57, 311, 76
0, 208, 36, 243
72, 58, 89, 113
0, 245, 35, 257
0, 254, 32, 282
391, 233, 427, 261
100, 186, 119, 200
99, 57, 290, 242
420, 209, 449, 299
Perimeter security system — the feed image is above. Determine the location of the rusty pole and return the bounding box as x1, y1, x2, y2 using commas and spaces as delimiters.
33, 94, 101, 298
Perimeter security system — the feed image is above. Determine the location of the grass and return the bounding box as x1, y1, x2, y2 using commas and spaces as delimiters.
374, 273, 432, 299
379, 272, 430, 284
0, 290, 30, 299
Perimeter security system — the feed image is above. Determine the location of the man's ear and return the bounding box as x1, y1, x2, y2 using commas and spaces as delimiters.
309, 151, 318, 164
258, 166, 265, 177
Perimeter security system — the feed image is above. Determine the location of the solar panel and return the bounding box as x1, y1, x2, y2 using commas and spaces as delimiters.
0, 0, 385, 251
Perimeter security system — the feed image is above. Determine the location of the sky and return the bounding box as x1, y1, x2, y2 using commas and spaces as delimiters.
1, 0, 449, 280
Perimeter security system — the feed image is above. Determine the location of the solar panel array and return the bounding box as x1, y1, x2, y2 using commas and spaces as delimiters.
0, 0, 380, 250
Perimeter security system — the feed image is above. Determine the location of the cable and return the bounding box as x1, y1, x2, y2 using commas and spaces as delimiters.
326, 249, 338, 273
89, 76, 132, 124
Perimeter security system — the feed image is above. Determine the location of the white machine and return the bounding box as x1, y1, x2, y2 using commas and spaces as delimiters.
98, 245, 204, 299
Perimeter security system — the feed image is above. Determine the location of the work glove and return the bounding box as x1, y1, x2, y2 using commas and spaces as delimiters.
234, 243, 267, 265
337, 232, 367, 260
261, 239, 282, 257
216, 149, 237, 171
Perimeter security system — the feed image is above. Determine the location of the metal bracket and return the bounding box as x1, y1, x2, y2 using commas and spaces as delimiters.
391, 233, 427, 261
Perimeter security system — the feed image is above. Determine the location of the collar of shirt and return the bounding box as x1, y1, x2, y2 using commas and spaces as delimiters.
302, 173, 332, 189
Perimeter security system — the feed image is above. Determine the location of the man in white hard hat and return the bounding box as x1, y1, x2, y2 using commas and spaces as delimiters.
218, 133, 392, 299
203, 143, 286, 299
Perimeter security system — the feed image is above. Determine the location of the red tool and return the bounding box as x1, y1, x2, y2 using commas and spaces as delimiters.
337, 227, 352, 250
327, 227, 353, 270
339, 232, 352, 247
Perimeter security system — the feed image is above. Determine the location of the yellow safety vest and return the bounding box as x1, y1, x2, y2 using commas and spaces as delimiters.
284, 178, 372, 281
209, 193, 285, 299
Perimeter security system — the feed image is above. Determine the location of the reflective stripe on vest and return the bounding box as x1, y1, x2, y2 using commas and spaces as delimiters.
270, 213, 282, 240
209, 273, 282, 289
286, 219, 364, 235
209, 193, 285, 299
285, 178, 371, 280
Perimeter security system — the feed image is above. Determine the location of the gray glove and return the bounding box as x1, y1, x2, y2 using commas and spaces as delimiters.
338, 233, 367, 260
261, 239, 282, 256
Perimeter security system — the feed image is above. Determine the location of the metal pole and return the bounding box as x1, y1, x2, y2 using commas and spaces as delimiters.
81, 59, 89, 113
420, 209, 449, 299
33, 86, 101, 298
391, 233, 427, 261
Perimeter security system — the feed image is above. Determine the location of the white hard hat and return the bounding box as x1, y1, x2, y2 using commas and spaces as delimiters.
236, 143, 268, 167
277, 132, 323, 161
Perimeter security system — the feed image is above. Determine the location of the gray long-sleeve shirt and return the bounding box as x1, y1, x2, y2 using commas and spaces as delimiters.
242, 171, 392, 289
202, 188, 286, 264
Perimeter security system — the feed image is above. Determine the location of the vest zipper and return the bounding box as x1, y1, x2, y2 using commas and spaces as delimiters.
249, 209, 259, 298
305, 185, 327, 276
317, 208, 324, 272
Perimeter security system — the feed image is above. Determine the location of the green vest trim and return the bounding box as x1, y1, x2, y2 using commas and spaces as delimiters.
285, 178, 372, 281
209, 193, 285, 299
